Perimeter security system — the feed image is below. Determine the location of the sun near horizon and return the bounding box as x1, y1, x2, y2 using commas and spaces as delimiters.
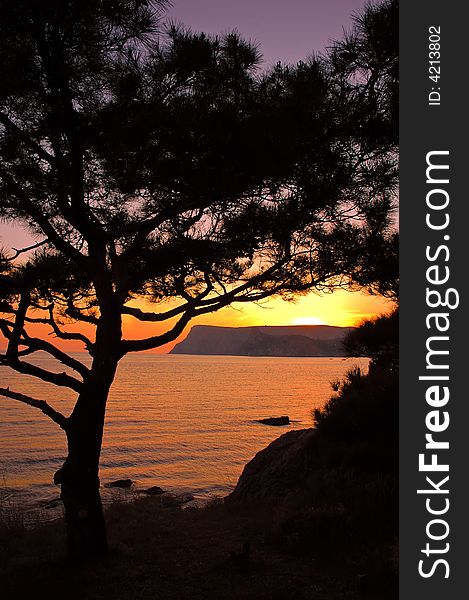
291, 316, 327, 326
122, 289, 392, 353
0, 287, 392, 355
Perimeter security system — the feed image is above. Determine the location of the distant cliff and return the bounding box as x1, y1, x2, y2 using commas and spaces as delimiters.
170, 325, 353, 357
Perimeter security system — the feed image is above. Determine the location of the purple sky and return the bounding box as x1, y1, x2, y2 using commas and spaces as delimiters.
166, 0, 366, 66
0, 0, 366, 251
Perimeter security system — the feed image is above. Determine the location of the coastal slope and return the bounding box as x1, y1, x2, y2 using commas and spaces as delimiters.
171, 325, 352, 357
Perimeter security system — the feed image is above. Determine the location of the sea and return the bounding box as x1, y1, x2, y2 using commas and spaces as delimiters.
0, 354, 368, 517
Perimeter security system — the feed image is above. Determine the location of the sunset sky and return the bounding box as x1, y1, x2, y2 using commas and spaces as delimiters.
0, 0, 393, 352
167, 0, 366, 66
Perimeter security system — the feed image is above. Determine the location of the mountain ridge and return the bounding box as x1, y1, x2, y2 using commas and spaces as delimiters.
171, 324, 353, 357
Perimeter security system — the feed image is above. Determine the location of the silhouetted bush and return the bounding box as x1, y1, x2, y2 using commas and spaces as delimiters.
269, 469, 397, 554
313, 310, 398, 473
344, 308, 398, 372
314, 367, 397, 439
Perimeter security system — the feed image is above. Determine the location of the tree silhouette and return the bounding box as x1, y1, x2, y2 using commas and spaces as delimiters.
0, 0, 397, 557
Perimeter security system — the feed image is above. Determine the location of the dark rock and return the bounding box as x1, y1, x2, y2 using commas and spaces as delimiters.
227, 429, 317, 503
105, 478, 133, 489
41, 498, 62, 510
257, 415, 290, 426
161, 492, 194, 507
141, 485, 165, 496
53, 468, 62, 485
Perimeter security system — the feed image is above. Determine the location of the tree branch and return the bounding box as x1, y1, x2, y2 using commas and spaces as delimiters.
34, 26, 107, 244
119, 264, 288, 353
0, 166, 88, 265
1, 290, 89, 378
10, 239, 49, 259
65, 298, 99, 325
0, 112, 56, 166
0, 351, 83, 393
0, 387, 67, 430
122, 304, 187, 322
118, 257, 325, 354
0, 304, 94, 351
6, 291, 29, 360
120, 309, 195, 353
117, 201, 210, 261
47, 306, 94, 351
121, 278, 213, 322
19, 331, 90, 378
119, 291, 270, 353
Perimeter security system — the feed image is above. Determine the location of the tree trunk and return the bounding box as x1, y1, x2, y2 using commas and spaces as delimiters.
56, 354, 119, 559
58, 451, 108, 559
53, 277, 123, 559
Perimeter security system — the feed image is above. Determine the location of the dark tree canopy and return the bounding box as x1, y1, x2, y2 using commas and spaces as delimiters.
343, 308, 399, 372
0, 0, 398, 557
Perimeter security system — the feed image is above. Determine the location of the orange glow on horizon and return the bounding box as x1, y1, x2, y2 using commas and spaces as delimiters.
124, 289, 393, 352
1, 289, 394, 355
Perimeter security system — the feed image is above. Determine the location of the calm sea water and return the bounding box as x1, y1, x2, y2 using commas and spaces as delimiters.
0, 354, 368, 511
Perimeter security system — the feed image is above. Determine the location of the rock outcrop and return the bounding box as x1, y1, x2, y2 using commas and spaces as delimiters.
105, 478, 133, 489
257, 416, 290, 426
227, 428, 317, 503
141, 485, 165, 496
